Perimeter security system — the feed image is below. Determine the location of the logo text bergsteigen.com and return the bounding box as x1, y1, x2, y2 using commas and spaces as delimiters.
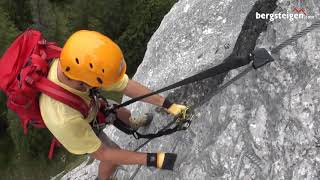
256, 12, 314, 21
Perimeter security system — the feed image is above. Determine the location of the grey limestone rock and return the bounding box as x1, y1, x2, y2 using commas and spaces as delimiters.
57, 0, 320, 179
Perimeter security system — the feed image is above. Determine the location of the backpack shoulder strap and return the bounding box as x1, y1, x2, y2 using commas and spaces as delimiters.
35, 76, 90, 160
35, 77, 89, 117
35, 40, 89, 117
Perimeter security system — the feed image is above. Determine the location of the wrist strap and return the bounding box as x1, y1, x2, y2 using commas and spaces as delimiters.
147, 153, 157, 167
162, 98, 173, 109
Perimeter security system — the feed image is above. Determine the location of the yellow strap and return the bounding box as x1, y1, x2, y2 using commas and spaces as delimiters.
157, 152, 165, 168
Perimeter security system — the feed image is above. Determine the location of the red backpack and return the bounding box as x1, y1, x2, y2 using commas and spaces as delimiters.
0, 29, 93, 159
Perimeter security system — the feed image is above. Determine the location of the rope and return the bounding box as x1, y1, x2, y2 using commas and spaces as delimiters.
116, 20, 320, 179
127, 65, 254, 180
271, 20, 320, 54
113, 56, 251, 110
127, 121, 177, 180
115, 20, 320, 112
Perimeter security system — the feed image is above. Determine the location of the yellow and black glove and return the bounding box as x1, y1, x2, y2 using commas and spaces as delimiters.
162, 98, 188, 116
147, 152, 177, 170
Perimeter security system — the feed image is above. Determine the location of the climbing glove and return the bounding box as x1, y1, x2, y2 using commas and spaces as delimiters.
147, 152, 177, 170
162, 98, 188, 116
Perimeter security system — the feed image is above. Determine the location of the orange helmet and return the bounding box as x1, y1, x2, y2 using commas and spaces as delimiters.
60, 30, 126, 88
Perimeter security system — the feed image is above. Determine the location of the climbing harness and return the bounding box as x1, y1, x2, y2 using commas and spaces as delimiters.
113, 20, 320, 179
91, 87, 193, 140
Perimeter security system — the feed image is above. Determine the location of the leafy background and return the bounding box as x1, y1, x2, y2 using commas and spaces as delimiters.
0, 0, 177, 179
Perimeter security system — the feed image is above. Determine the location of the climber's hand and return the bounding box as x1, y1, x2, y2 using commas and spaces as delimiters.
147, 152, 177, 170
166, 103, 188, 116
162, 98, 188, 116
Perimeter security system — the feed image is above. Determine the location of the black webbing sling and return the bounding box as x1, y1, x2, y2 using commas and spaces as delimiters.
101, 20, 320, 142
121, 19, 320, 180
103, 48, 274, 139
113, 117, 190, 139
114, 20, 320, 111
113, 55, 252, 110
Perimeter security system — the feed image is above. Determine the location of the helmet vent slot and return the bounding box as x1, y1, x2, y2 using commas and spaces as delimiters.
89, 63, 93, 69
97, 77, 103, 84
75, 58, 79, 64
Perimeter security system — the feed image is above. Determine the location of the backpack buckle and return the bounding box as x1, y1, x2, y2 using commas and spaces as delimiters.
38, 39, 47, 46
25, 76, 34, 85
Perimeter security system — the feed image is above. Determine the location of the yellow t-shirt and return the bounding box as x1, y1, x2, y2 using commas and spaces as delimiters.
39, 59, 129, 154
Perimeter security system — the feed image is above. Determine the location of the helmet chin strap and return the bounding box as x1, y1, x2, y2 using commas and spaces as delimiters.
87, 89, 100, 121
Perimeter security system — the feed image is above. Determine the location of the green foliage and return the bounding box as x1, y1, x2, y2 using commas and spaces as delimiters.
84, 0, 134, 39
118, 0, 178, 75
0, 6, 18, 169
0, 7, 19, 55
0, 134, 13, 169
0, 92, 8, 130
0, 92, 13, 169
67, 0, 90, 31
0, 0, 33, 31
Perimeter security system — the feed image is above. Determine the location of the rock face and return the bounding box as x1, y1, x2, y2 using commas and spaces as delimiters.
57, 0, 320, 179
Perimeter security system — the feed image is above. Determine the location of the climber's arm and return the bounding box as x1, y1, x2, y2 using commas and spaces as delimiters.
91, 144, 147, 165
92, 144, 177, 170
104, 74, 187, 116
122, 79, 165, 107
